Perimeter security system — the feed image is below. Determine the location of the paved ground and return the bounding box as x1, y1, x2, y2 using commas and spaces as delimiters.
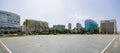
0, 35, 116, 53
0, 47, 3, 53
108, 36, 120, 53
0, 41, 4, 53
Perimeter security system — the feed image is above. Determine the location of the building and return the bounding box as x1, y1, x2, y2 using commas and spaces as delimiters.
22, 19, 49, 33
68, 23, 72, 30
85, 19, 98, 29
76, 23, 82, 30
68, 23, 72, 33
53, 25, 65, 31
100, 19, 117, 34
85, 19, 98, 33
0, 10, 20, 32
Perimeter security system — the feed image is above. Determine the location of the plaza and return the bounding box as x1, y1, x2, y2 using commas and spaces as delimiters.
0, 35, 119, 53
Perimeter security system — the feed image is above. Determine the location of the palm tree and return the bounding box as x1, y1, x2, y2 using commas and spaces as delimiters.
79, 28, 84, 34
23, 19, 30, 33
34, 24, 38, 33
37, 24, 41, 32
34, 24, 41, 33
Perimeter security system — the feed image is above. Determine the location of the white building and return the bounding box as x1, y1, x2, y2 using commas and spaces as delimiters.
100, 19, 117, 34
22, 19, 49, 32
0, 10, 20, 31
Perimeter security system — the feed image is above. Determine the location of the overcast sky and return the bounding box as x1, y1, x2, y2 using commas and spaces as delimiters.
0, 0, 120, 31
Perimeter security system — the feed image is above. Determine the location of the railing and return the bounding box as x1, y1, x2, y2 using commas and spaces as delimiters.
0, 40, 12, 53
101, 35, 119, 53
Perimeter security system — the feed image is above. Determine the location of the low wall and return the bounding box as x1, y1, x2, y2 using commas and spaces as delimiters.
0, 40, 12, 53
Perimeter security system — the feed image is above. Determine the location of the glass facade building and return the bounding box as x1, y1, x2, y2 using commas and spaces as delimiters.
53, 25, 65, 31
0, 10, 20, 31
85, 19, 98, 29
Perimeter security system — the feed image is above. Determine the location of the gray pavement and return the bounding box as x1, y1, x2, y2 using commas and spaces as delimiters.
106, 36, 120, 53
0, 35, 116, 53
0, 47, 3, 53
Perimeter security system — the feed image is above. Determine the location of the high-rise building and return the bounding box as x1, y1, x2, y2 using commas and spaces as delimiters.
100, 19, 117, 34
68, 23, 72, 30
53, 25, 65, 31
85, 19, 98, 33
85, 19, 98, 29
22, 19, 49, 32
76, 23, 82, 30
0, 10, 21, 31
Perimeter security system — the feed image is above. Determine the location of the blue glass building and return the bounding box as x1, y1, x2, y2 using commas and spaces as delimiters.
0, 10, 21, 32
53, 25, 65, 31
85, 19, 98, 29
85, 19, 98, 33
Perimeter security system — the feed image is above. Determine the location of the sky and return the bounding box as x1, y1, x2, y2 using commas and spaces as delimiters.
0, 0, 120, 31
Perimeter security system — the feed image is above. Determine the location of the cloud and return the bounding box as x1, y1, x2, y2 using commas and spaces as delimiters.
67, 11, 111, 27
68, 11, 109, 21
68, 11, 93, 20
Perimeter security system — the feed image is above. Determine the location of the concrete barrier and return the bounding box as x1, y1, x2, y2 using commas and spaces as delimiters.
0, 40, 12, 53
101, 35, 119, 53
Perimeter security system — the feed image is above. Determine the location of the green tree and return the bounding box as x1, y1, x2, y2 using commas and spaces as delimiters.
79, 28, 85, 34
23, 19, 30, 33
9, 31, 14, 34
94, 28, 99, 34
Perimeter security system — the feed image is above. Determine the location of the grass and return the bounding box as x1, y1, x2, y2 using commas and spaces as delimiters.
0, 34, 45, 38
0, 35, 25, 38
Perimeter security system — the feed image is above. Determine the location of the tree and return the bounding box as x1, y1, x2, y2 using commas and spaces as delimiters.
9, 31, 14, 34
4, 31, 9, 34
34, 24, 37, 33
37, 24, 41, 32
79, 28, 85, 34
94, 28, 99, 34
34, 24, 41, 33
23, 19, 30, 33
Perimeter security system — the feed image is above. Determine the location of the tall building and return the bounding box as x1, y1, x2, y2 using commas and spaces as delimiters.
22, 19, 49, 32
85, 19, 98, 29
100, 19, 117, 34
76, 23, 82, 30
0, 10, 20, 31
53, 25, 65, 31
85, 19, 98, 33
68, 23, 72, 30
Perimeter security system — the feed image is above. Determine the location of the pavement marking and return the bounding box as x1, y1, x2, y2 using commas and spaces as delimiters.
101, 35, 118, 53
0, 40, 12, 53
